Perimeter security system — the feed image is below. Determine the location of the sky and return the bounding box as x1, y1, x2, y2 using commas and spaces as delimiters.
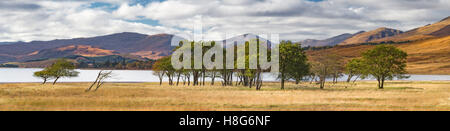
0, 0, 449, 42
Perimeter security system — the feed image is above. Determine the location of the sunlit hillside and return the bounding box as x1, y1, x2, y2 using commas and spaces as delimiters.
306, 36, 450, 74
373, 17, 450, 43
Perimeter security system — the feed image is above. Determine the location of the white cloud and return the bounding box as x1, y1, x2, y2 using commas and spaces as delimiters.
0, 0, 449, 42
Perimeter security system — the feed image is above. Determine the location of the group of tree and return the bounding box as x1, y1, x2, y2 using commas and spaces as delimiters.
309, 54, 345, 89
32, 43, 407, 90
76, 60, 154, 70
154, 40, 408, 90
308, 45, 408, 89
152, 40, 310, 90
34, 59, 79, 85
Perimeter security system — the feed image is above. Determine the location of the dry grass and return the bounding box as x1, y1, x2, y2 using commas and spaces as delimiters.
0, 81, 449, 111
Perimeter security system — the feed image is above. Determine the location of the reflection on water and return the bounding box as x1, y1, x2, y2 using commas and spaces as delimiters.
0, 68, 449, 83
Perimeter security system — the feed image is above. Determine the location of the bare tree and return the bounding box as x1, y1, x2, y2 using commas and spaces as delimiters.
310, 54, 343, 89
153, 70, 164, 85
86, 70, 113, 92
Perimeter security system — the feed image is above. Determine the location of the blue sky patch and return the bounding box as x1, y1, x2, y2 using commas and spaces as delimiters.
126, 18, 162, 26
89, 2, 118, 11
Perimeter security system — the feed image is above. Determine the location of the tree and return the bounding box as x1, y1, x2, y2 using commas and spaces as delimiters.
86, 70, 113, 92
310, 54, 343, 89
279, 41, 310, 89
345, 58, 367, 83
33, 68, 53, 84
48, 59, 80, 85
153, 57, 175, 85
361, 45, 408, 89
287, 44, 310, 85
152, 60, 165, 85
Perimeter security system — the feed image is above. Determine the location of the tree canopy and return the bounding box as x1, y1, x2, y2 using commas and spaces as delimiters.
361, 45, 408, 89
34, 59, 79, 85
279, 40, 310, 89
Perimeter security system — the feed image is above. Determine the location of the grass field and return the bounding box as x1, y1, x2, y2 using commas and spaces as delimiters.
0, 81, 449, 111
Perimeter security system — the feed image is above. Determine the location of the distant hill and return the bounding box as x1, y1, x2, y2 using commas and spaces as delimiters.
0, 33, 273, 66
222, 33, 271, 45
13, 45, 149, 68
0, 32, 178, 63
22, 45, 121, 61
0, 42, 16, 45
372, 16, 450, 43
300, 31, 365, 47
339, 27, 403, 45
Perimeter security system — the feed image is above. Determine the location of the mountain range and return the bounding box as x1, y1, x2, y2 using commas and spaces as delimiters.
0, 32, 271, 66
0, 32, 178, 64
301, 16, 450, 47
306, 16, 450, 74
0, 16, 448, 71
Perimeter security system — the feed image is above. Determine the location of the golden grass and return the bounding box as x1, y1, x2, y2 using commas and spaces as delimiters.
0, 81, 449, 111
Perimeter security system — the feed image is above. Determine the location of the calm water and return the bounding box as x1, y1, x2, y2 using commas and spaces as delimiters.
0, 68, 449, 83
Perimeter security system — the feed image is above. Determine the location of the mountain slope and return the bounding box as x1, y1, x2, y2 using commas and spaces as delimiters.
396, 36, 450, 74
22, 45, 120, 62
0, 32, 177, 63
339, 27, 403, 45
307, 36, 450, 74
373, 16, 450, 43
300, 31, 368, 47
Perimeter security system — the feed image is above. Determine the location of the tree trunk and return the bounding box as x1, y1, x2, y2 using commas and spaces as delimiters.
310, 75, 315, 84
346, 74, 353, 83
53, 77, 60, 85
352, 75, 360, 83
319, 76, 325, 89
176, 72, 181, 86
377, 78, 381, 89
42, 78, 47, 84
211, 72, 215, 85
256, 71, 262, 90
281, 73, 285, 90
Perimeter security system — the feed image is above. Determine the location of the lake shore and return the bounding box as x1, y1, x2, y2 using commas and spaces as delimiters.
0, 81, 449, 111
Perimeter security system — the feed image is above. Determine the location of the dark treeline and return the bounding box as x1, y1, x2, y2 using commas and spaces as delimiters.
76, 60, 155, 70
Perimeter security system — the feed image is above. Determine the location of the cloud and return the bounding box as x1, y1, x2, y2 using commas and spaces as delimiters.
0, 1, 42, 11
0, 0, 449, 42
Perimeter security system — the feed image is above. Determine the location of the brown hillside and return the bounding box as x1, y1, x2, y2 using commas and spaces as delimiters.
22, 45, 120, 61
307, 36, 450, 75
397, 36, 450, 74
55, 45, 119, 57
373, 17, 450, 43
339, 27, 403, 45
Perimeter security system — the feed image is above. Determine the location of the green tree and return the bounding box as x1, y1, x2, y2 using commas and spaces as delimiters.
152, 60, 165, 85
48, 59, 80, 85
279, 41, 310, 89
33, 68, 53, 84
154, 57, 175, 85
361, 45, 408, 89
345, 58, 367, 83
